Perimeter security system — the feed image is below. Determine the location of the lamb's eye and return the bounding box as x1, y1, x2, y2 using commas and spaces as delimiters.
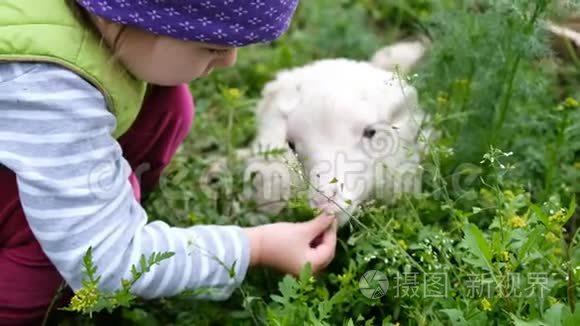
287, 139, 296, 152
363, 127, 376, 139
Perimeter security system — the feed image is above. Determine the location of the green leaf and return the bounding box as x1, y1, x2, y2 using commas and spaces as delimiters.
440, 309, 467, 326
122, 308, 160, 326
508, 313, 544, 326
463, 223, 493, 270
543, 303, 564, 326
157, 251, 176, 263
564, 194, 577, 222
130, 265, 139, 280
329, 177, 338, 184
317, 300, 333, 322
562, 303, 580, 326
307, 309, 321, 325
121, 278, 132, 290
270, 295, 287, 305
277, 275, 299, 301
82, 246, 98, 283
139, 254, 148, 273
518, 226, 544, 257
228, 260, 237, 278
113, 290, 136, 309
299, 262, 312, 285
531, 204, 550, 226
491, 231, 504, 254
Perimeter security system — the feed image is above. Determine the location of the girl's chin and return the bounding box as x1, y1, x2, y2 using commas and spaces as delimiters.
136, 69, 210, 85
199, 68, 214, 78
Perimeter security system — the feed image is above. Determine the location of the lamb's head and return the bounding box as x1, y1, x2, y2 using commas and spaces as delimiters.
249, 58, 429, 226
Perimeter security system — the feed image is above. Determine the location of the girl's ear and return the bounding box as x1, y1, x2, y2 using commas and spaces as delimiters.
251, 73, 301, 156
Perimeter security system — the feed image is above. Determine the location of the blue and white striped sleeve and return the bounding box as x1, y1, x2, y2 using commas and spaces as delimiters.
0, 62, 251, 300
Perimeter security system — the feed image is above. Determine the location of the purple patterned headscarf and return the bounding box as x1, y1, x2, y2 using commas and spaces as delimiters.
76, 0, 300, 47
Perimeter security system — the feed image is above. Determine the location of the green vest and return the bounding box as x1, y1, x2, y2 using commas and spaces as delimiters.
0, 0, 148, 138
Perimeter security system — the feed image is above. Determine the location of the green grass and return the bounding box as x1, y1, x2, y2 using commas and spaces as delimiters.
54, 0, 580, 325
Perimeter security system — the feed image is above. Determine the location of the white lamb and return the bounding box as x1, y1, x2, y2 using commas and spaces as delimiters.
211, 40, 433, 227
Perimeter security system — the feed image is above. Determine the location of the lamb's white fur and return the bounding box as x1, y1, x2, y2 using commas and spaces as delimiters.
213, 41, 432, 227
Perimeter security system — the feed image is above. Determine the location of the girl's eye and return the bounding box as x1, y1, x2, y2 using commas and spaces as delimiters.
207, 48, 229, 56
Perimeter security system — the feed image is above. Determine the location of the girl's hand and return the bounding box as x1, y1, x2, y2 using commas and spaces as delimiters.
244, 213, 338, 276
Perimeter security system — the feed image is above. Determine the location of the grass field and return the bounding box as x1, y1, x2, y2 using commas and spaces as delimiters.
57, 1, 580, 325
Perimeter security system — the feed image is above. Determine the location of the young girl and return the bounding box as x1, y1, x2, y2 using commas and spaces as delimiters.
0, 0, 338, 324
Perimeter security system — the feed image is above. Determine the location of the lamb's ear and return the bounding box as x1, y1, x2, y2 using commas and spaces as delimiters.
246, 74, 304, 214
251, 73, 301, 156
370, 39, 429, 75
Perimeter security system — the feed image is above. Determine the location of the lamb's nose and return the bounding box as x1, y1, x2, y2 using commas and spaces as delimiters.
310, 185, 338, 207
326, 187, 338, 198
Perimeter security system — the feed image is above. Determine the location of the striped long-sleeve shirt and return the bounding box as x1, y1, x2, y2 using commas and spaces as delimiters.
0, 62, 250, 300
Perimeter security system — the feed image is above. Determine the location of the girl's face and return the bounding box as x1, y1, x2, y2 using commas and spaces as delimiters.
90, 14, 238, 86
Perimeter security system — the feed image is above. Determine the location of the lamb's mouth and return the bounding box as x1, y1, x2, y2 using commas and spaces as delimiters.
312, 198, 358, 216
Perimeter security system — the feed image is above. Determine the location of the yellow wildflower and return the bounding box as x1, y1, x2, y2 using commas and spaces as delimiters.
480, 188, 495, 207
503, 190, 515, 201
545, 232, 559, 243
224, 87, 241, 102
480, 298, 492, 311
337, 273, 350, 283
437, 92, 449, 106
455, 79, 470, 89
549, 210, 567, 225
509, 215, 527, 228
500, 251, 510, 262
69, 284, 98, 314
392, 220, 401, 230
556, 97, 579, 111
188, 212, 199, 224
398, 239, 408, 250
563, 97, 579, 108
255, 63, 268, 74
